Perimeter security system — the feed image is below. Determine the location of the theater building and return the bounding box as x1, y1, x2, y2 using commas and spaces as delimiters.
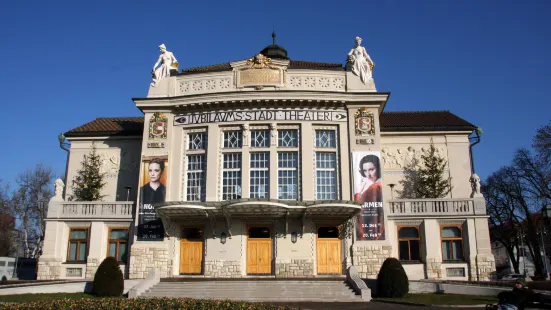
38, 36, 495, 282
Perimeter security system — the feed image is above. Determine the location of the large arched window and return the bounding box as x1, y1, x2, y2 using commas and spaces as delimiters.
441, 226, 464, 261
398, 226, 420, 261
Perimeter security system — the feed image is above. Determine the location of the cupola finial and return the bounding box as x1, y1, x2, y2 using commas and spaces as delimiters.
272, 30, 276, 45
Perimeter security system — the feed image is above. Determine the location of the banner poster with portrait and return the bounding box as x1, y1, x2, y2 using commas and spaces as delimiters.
137, 157, 168, 241
352, 151, 385, 241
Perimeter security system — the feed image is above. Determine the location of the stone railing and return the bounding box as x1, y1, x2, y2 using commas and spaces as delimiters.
388, 198, 479, 216
47, 201, 134, 219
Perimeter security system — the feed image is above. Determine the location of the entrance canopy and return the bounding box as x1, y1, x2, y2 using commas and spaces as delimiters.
154, 198, 361, 238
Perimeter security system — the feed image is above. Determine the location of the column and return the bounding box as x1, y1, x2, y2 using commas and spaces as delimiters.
301, 123, 315, 200
205, 124, 220, 201
423, 219, 443, 279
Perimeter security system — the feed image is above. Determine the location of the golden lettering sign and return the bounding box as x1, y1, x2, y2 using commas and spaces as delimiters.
238, 69, 281, 86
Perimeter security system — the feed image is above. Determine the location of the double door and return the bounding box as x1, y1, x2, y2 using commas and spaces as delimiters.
246, 227, 272, 274
316, 227, 342, 274
179, 228, 203, 274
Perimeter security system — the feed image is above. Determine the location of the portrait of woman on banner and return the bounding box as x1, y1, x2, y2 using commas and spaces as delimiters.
140, 158, 167, 205
354, 154, 384, 240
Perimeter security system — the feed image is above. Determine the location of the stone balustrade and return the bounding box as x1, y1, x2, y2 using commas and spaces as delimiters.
47, 201, 134, 219
388, 198, 478, 216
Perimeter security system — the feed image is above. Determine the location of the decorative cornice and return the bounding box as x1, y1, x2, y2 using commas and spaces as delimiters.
438, 219, 467, 225
133, 91, 390, 108
394, 219, 424, 226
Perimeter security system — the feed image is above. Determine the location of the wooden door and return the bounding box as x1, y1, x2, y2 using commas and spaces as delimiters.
179, 228, 204, 274
247, 227, 272, 274
316, 227, 341, 274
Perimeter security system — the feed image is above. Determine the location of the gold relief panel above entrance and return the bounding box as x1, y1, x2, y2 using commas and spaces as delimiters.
235, 54, 285, 89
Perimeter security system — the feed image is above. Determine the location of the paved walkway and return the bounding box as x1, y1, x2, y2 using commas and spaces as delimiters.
265, 301, 487, 309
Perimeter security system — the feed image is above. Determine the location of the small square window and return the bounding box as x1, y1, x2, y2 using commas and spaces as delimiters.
223, 131, 242, 148
278, 130, 298, 147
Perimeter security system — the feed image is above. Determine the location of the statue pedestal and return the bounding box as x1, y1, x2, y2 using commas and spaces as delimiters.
345, 68, 377, 92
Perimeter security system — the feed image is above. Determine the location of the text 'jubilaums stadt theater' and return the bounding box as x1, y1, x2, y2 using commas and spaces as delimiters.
38, 35, 495, 282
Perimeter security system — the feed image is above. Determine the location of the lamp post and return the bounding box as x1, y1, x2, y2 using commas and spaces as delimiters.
124, 186, 132, 201
58, 133, 70, 199
388, 184, 395, 200
540, 204, 551, 278
519, 227, 527, 277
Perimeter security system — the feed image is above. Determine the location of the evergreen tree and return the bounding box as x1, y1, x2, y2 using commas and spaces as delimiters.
415, 140, 452, 198
71, 143, 106, 201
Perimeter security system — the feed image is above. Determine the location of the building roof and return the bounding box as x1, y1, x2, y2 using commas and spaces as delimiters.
64, 111, 476, 137
64, 117, 144, 137
380, 111, 476, 132
179, 60, 343, 74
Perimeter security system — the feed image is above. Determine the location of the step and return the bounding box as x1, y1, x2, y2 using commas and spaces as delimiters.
151, 284, 350, 288
141, 280, 364, 302
152, 282, 349, 287
147, 286, 354, 292
141, 296, 360, 302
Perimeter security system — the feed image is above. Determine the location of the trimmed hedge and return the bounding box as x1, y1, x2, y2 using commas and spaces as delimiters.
376, 257, 409, 298
0, 298, 293, 310
92, 256, 124, 297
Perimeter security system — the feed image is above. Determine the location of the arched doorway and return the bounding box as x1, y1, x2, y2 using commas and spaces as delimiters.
316, 226, 341, 274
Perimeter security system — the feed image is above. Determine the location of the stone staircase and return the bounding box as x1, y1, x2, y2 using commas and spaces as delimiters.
140, 278, 364, 302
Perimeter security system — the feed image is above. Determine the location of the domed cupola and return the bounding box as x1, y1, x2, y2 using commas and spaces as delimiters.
260, 31, 289, 60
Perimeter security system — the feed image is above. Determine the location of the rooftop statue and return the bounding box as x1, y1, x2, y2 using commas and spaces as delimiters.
52, 178, 64, 201
470, 173, 482, 198
151, 44, 178, 87
347, 37, 375, 84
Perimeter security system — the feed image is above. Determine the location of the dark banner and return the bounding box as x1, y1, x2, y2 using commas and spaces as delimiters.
137, 158, 168, 241
353, 151, 385, 240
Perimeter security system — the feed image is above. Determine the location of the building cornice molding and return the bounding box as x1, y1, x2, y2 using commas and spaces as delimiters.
66, 135, 143, 141
133, 91, 390, 109
381, 130, 474, 136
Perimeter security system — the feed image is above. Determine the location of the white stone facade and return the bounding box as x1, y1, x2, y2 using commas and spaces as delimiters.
38, 43, 494, 282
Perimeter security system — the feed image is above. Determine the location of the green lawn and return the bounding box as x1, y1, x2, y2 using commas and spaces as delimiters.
374, 293, 498, 305
0, 292, 109, 303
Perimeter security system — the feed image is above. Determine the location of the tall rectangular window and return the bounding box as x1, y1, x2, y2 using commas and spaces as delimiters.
67, 228, 88, 262
250, 152, 269, 198
187, 155, 206, 201
441, 226, 464, 261
278, 152, 298, 200
108, 229, 129, 263
251, 130, 269, 147
398, 227, 421, 261
314, 129, 338, 200
315, 152, 337, 199
222, 153, 242, 200
223, 131, 242, 148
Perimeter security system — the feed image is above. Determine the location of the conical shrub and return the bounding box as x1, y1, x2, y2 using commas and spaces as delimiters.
376, 257, 409, 298
92, 256, 124, 297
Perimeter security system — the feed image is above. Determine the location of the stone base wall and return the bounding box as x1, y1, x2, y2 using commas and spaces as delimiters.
475, 254, 496, 281
36, 258, 62, 280
129, 247, 169, 279
275, 259, 314, 277
426, 257, 443, 279
352, 245, 392, 278
85, 257, 100, 279
204, 260, 241, 277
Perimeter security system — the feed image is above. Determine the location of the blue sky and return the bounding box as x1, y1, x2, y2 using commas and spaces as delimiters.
1, 0, 550, 188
